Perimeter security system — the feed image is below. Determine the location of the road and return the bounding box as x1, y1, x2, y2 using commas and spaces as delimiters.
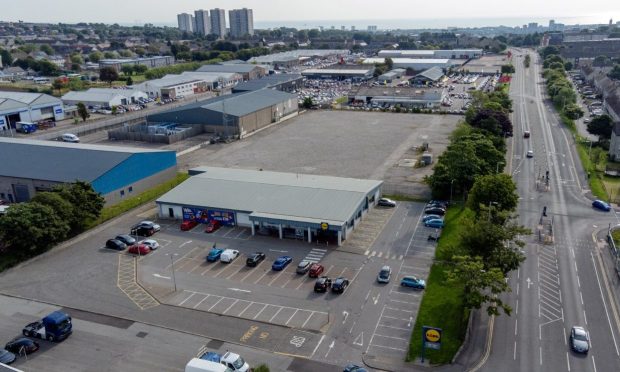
477, 49, 620, 372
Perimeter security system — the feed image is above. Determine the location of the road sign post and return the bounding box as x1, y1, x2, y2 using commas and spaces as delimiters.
421, 326, 442, 363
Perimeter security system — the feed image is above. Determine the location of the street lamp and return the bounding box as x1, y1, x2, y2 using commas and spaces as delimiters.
165, 253, 178, 292
450, 179, 455, 205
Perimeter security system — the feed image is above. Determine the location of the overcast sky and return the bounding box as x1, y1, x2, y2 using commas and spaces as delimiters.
3, 0, 620, 26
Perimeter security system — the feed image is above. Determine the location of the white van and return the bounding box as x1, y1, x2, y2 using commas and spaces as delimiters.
185, 358, 232, 372
220, 249, 239, 263
61, 133, 80, 143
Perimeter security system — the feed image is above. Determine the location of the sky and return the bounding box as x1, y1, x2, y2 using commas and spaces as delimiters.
2, 0, 620, 28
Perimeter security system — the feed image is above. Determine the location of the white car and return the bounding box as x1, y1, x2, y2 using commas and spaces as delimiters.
220, 249, 239, 263
140, 239, 159, 250
61, 133, 80, 143
527, 150, 534, 158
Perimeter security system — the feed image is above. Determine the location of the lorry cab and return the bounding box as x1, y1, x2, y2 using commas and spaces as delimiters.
25, 311, 72, 342
220, 352, 249, 372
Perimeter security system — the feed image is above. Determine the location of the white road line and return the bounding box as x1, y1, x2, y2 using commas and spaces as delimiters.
580, 292, 584, 305
253, 269, 270, 284
178, 293, 195, 306
237, 301, 254, 317
540, 346, 543, 365
385, 306, 414, 314
253, 304, 269, 319
295, 277, 311, 290
241, 264, 261, 282
208, 297, 224, 311
368, 344, 407, 352
223, 299, 239, 314
577, 276, 581, 288
226, 265, 245, 280
515, 318, 518, 336
269, 307, 284, 323
193, 295, 210, 309
269, 269, 287, 286
311, 335, 325, 359
513, 341, 517, 360
590, 251, 620, 355
302, 311, 316, 329
592, 355, 597, 372
584, 310, 588, 325
381, 315, 411, 322
286, 309, 299, 325
366, 305, 386, 354
379, 324, 409, 331
566, 352, 570, 372
374, 333, 408, 341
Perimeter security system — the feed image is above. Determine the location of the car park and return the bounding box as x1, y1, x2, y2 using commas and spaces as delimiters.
61, 133, 80, 143
308, 263, 324, 277
127, 244, 151, 255
206, 248, 224, 262
131, 225, 156, 237
570, 326, 590, 354
377, 266, 392, 283
220, 249, 239, 263
332, 277, 350, 293
314, 276, 332, 293
272, 256, 292, 271
246, 252, 266, 267
105, 239, 126, 251
592, 199, 611, 212
401, 276, 426, 289
205, 220, 221, 233
0, 349, 16, 364
377, 198, 396, 207
180, 220, 198, 231
424, 219, 445, 228
115, 234, 136, 246
4, 337, 39, 355
296, 260, 311, 274
140, 239, 159, 250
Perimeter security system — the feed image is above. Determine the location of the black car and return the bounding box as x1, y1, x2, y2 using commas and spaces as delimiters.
424, 207, 446, 216
131, 225, 155, 237
105, 239, 126, 251
314, 276, 332, 293
377, 198, 396, 207
331, 277, 350, 294
246, 252, 266, 267
0, 349, 16, 365
5, 338, 39, 355
427, 200, 448, 209
115, 234, 136, 246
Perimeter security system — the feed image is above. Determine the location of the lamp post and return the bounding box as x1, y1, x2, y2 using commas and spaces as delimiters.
165, 253, 178, 292
450, 179, 455, 205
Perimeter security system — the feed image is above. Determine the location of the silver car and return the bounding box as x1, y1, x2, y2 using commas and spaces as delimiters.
377, 266, 392, 283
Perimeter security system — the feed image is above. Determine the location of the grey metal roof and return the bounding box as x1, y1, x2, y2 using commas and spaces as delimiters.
0, 98, 28, 113
0, 138, 169, 183
62, 91, 124, 103
0, 91, 61, 106
197, 64, 261, 74
202, 89, 295, 117
415, 66, 445, 81
232, 74, 303, 92
158, 167, 382, 225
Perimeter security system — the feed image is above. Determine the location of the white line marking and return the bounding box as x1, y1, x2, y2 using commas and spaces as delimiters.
208, 297, 224, 311
238, 301, 254, 317
178, 293, 195, 306
591, 251, 620, 355
269, 307, 284, 323
378, 323, 409, 331
373, 333, 408, 341
223, 299, 239, 314
311, 335, 325, 359
253, 304, 268, 319
193, 295, 210, 309
368, 344, 407, 352
566, 352, 570, 372
286, 309, 299, 325
302, 311, 316, 329
514, 341, 517, 360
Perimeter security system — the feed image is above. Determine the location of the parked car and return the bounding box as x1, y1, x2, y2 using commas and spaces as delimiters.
427, 200, 448, 208
377, 266, 392, 283
424, 207, 446, 216
296, 260, 312, 274
423, 214, 443, 222
570, 326, 590, 354
115, 234, 136, 246
127, 244, 151, 255
377, 198, 396, 207
331, 277, 350, 294
61, 133, 80, 143
343, 364, 368, 372
131, 225, 156, 237
136, 220, 161, 232
220, 249, 239, 263
0, 349, 15, 365
180, 220, 198, 231
206, 248, 224, 262
425, 219, 445, 228
205, 220, 221, 233
272, 256, 293, 271
308, 263, 324, 278
592, 199, 611, 212
105, 239, 126, 251
400, 276, 426, 289
4, 338, 39, 355
314, 276, 332, 293
246, 252, 266, 267
140, 239, 159, 250
220, 351, 250, 372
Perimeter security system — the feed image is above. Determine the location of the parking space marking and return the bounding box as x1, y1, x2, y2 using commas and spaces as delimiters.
379, 324, 410, 331
241, 262, 264, 281
208, 298, 225, 311
286, 309, 300, 325
280, 274, 296, 288
178, 292, 195, 306
226, 264, 247, 280
193, 295, 211, 309
295, 276, 313, 290
238, 302, 254, 317
374, 333, 408, 341
384, 306, 415, 314
253, 269, 270, 284
223, 299, 239, 314
302, 311, 316, 328
369, 344, 407, 352
212, 263, 244, 278
269, 307, 284, 323
268, 268, 289, 286
117, 254, 159, 310
254, 304, 269, 319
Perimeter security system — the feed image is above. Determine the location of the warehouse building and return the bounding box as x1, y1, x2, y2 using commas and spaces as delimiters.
197, 63, 267, 80
156, 167, 383, 245
363, 58, 454, 71
135, 72, 242, 99
348, 86, 446, 108
62, 90, 127, 108
248, 49, 349, 68
410, 66, 446, 86
301, 65, 374, 81
378, 49, 483, 59
377, 68, 407, 84
0, 138, 177, 205
0, 91, 64, 131
99, 56, 175, 72
561, 38, 620, 59
145, 88, 298, 138
232, 74, 304, 93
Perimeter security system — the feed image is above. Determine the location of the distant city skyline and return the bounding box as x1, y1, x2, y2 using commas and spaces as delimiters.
1, 0, 620, 29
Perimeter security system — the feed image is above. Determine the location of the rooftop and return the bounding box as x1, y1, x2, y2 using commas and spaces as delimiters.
0, 91, 60, 107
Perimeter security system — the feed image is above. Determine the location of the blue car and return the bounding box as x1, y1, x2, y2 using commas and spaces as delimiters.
206, 248, 224, 262
592, 200, 611, 212
423, 214, 443, 222
400, 276, 426, 289
272, 256, 293, 271
424, 219, 445, 228
343, 364, 368, 372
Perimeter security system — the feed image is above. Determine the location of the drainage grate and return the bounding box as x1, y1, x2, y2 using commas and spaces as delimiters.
136, 331, 148, 338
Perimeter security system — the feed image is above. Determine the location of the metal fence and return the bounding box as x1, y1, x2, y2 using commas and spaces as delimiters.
108, 123, 204, 144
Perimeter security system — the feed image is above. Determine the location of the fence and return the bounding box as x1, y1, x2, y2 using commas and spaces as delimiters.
606, 224, 620, 276
108, 123, 204, 144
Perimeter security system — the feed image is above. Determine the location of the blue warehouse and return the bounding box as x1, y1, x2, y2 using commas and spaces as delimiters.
0, 138, 177, 204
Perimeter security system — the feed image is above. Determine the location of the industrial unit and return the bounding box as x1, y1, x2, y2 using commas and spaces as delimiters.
410, 66, 446, 85
146, 89, 298, 138
348, 86, 446, 108
156, 167, 384, 246
301, 65, 375, 81
378, 49, 483, 59
363, 58, 455, 71
135, 72, 242, 99
0, 138, 177, 204
196, 63, 266, 80
0, 91, 64, 131
232, 74, 304, 93
248, 50, 350, 68
98, 56, 175, 72
377, 68, 407, 83
62, 88, 148, 108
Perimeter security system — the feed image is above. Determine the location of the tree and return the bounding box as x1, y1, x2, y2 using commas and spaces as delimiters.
427, 140, 483, 198
564, 61, 573, 71
609, 64, 620, 80
468, 108, 513, 136
52, 78, 67, 94
76, 102, 90, 122
121, 64, 134, 76
0, 202, 70, 256
88, 51, 103, 63
468, 174, 519, 214
70, 53, 84, 65
40, 44, 54, 56
54, 181, 104, 233
385, 57, 394, 70
0, 48, 13, 66
99, 66, 119, 86
126, 76, 133, 86
524, 54, 530, 68
587, 114, 614, 140
133, 64, 148, 74
541, 46, 560, 59
253, 365, 270, 372
30, 192, 75, 223
447, 256, 513, 316
302, 97, 314, 109
564, 103, 584, 119
501, 64, 515, 74
308, 29, 320, 38
38, 60, 60, 76
593, 55, 611, 67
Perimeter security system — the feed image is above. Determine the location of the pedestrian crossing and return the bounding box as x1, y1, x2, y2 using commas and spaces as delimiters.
303, 248, 327, 263
364, 250, 404, 261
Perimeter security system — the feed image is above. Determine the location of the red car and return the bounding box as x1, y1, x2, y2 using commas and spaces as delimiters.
180, 220, 198, 231
205, 220, 221, 233
308, 263, 325, 278
127, 244, 151, 255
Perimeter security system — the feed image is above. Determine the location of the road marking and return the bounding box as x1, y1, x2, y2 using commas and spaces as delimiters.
241, 263, 262, 282
193, 295, 211, 309
223, 299, 239, 314
590, 250, 620, 355
253, 304, 268, 319
342, 310, 349, 323
368, 344, 406, 352
253, 269, 270, 284
302, 311, 316, 329
311, 334, 325, 359
228, 287, 251, 293
286, 309, 299, 325
226, 265, 246, 279
178, 293, 195, 306
592, 355, 597, 372
268, 268, 288, 286
208, 297, 224, 311
566, 352, 570, 372
353, 332, 364, 346
269, 307, 284, 322
378, 324, 409, 331
237, 301, 254, 317
374, 333, 407, 341
514, 341, 517, 360
324, 340, 335, 358
153, 273, 171, 279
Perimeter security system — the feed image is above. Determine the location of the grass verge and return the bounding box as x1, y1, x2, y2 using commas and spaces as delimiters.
407, 206, 473, 364
612, 229, 620, 247
89, 172, 189, 227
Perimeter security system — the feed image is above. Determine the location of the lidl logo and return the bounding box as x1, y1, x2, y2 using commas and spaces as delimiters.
425, 329, 441, 343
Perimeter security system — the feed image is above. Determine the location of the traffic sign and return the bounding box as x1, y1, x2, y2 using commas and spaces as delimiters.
320, 222, 329, 231
422, 326, 442, 351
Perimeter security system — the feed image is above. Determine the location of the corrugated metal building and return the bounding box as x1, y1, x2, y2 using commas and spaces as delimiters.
0, 91, 64, 131
232, 74, 304, 93
197, 64, 267, 80
0, 138, 177, 205
156, 167, 383, 245
146, 89, 298, 138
